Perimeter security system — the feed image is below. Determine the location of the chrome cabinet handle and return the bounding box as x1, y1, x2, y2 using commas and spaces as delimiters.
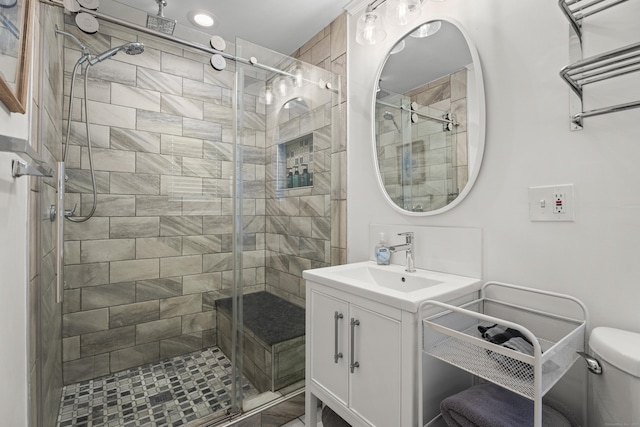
334, 311, 343, 363
350, 318, 360, 373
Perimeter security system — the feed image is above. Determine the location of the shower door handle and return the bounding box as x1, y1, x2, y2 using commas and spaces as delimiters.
55, 161, 65, 303
350, 318, 360, 373
334, 311, 343, 363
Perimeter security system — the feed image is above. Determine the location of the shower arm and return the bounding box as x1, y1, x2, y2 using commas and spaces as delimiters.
55, 25, 92, 58
41, 0, 337, 90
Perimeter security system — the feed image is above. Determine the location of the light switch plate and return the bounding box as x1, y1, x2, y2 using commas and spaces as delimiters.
529, 184, 575, 221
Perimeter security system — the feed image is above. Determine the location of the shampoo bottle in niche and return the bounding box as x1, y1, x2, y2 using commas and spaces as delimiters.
375, 232, 391, 265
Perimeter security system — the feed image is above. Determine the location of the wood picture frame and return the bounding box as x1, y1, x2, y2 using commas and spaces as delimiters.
0, 0, 34, 114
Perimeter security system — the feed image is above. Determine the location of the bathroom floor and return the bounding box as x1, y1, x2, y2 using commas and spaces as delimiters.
57, 347, 258, 427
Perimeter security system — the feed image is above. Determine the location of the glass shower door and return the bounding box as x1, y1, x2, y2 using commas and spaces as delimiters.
231, 37, 341, 415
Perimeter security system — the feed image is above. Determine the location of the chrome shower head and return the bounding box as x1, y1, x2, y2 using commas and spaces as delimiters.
383, 111, 401, 132
88, 42, 144, 65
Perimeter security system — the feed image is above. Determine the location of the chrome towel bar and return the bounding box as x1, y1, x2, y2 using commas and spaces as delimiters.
0, 134, 54, 177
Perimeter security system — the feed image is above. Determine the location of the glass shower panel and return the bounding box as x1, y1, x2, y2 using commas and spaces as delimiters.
232, 37, 340, 412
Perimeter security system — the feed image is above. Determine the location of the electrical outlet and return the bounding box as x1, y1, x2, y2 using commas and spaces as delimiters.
554, 191, 565, 214
529, 184, 575, 221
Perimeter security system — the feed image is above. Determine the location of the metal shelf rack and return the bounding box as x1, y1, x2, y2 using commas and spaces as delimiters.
558, 0, 640, 129
419, 282, 587, 427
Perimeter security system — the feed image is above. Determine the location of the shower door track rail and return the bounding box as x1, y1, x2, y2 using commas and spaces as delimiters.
376, 100, 455, 125
40, 0, 335, 88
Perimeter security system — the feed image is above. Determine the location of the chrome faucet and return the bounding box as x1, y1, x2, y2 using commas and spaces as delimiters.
389, 232, 415, 272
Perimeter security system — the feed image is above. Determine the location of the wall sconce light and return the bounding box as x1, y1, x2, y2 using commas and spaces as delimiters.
355, 7, 387, 45
356, 0, 447, 46
290, 65, 305, 87
274, 76, 289, 97
264, 85, 274, 105
385, 0, 421, 26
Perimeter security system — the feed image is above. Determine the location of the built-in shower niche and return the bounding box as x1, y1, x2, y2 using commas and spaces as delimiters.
278, 133, 314, 191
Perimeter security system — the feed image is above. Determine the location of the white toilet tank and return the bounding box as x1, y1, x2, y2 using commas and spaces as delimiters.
588, 327, 640, 427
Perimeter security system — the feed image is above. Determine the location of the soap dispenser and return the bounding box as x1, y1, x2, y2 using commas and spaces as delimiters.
375, 232, 391, 265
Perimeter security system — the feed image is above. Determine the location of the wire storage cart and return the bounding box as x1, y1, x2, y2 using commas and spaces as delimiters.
419, 282, 587, 427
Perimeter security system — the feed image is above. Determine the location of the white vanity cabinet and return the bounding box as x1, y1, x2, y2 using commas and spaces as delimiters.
303, 261, 483, 427
306, 282, 413, 427
308, 287, 402, 426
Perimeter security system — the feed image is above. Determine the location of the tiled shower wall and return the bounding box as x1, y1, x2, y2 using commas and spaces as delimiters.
264, 13, 347, 306
60, 18, 267, 385
33, 4, 66, 426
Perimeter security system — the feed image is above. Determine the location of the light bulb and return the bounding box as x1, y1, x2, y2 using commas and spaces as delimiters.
356, 11, 387, 45
386, 0, 421, 26
264, 85, 273, 105
410, 20, 442, 38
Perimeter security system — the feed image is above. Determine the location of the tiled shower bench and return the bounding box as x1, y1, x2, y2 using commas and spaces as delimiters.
216, 291, 305, 393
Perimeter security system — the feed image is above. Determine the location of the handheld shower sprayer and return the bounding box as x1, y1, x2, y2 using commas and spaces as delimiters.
88, 42, 145, 65
384, 111, 401, 132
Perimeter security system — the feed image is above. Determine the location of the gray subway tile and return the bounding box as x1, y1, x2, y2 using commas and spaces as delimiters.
64, 262, 110, 289
82, 282, 136, 310
110, 342, 160, 373
182, 311, 215, 334
136, 237, 182, 259
110, 127, 161, 153
80, 326, 135, 357
136, 196, 182, 216
63, 354, 110, 384
80, 239, 135, 263
183, 272, 221, 294
137, 110, 183, 136
136, 277, 182, 302
110, 259, 160, 283
63, 309, 109, 337
110, 217, 160, 239
137, 67, 182, 95
160, 216, 203, 236
159, 333, 202, 359
136, 317, 182, 344
110, 300, 159, 328
110, 172, 160, 195
160, 294, 202, 319
160, 255, 202, 277
64, 217, 109, 241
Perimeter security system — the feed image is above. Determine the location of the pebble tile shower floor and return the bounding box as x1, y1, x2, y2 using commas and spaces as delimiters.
57, 347, 258, 427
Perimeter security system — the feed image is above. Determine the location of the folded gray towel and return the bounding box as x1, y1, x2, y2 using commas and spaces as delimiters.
440, 383, 573, 427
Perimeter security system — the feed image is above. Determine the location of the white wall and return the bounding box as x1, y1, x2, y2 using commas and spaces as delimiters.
348, 0, 640, 335
0, 106, 30, 426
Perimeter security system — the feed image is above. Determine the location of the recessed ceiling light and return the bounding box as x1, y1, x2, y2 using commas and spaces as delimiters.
188, 10, 216, 28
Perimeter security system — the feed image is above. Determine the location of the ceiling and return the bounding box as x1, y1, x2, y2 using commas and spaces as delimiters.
104, 0, 354, 54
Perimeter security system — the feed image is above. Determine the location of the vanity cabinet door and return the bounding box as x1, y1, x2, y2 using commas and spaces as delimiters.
309, 290, 349, 405
348, 304, 402, 427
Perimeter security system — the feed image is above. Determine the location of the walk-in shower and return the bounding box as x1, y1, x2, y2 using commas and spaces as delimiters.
36, 2, 342, 427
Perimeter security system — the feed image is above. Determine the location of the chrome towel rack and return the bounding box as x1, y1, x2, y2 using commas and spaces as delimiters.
0, 134, 54, 178
558, 0, 640, 130
559, 0, 629, 41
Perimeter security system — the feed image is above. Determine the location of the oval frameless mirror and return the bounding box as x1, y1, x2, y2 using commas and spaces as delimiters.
373, 18, 485, 215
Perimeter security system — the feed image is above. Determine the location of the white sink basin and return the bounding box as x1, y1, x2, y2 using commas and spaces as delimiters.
333, 263, 443, 292
303, 261, 482, 312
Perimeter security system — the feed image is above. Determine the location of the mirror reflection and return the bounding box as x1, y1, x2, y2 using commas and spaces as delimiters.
375, 19, 482, 214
